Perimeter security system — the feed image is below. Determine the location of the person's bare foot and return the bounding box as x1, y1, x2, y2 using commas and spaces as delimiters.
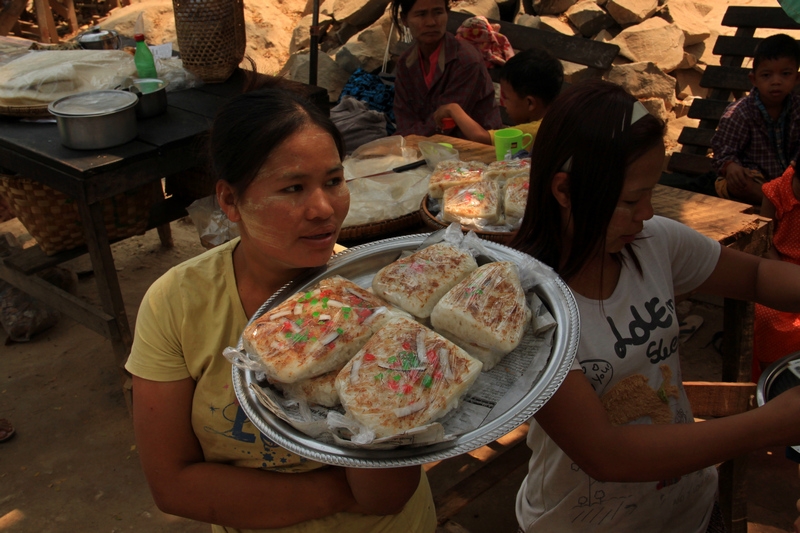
0, 418, 15, 442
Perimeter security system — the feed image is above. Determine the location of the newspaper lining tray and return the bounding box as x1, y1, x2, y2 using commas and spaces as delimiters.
232, 233, 579, 467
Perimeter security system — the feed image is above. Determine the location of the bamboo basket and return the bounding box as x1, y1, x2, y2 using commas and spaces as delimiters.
172, 0, 246, 83
0, 175, 156, 255
338, 211, 423, 242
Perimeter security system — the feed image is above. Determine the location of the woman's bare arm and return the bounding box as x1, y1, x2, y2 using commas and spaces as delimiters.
132, 376, 419, 528
695, 245, 800, 312
535, 370, 800, 482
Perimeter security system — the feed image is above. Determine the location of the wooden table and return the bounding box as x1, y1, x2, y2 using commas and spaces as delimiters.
404, 134, 772, 383
0, 70, 325, 397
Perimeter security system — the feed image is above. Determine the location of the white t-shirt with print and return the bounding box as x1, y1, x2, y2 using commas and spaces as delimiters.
516, 216, 722, 533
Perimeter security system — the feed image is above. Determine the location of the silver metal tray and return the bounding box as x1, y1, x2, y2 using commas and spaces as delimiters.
232, 233, 579, 467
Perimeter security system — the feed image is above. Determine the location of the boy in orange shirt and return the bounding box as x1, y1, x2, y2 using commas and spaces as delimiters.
433, 48, 563, 147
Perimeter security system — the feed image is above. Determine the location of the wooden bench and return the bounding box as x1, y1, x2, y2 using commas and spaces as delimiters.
667, 6, 800, 179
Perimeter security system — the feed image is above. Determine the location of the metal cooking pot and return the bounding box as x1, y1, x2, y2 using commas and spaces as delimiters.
129, 78, 169, 119
48, 90, 139, 150
76, 28, 121, 50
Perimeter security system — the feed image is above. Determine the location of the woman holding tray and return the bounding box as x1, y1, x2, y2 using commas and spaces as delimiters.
510, 79, 800, 532
125, 84, 435, 532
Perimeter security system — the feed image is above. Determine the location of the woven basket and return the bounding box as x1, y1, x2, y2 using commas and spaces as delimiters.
173, 0, 246, 83
338, 211, 423, 243
0, 175, 156, 256
165, 166, 217, 200
420, 195, 514, 244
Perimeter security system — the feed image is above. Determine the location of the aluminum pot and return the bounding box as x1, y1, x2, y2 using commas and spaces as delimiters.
76, 28, 121, 50
48, 90, 139, 150
130, 78, 169, 118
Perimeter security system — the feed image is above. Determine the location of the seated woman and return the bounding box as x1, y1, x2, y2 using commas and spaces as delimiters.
125, 81, 436, 533
391, 0, 502, 137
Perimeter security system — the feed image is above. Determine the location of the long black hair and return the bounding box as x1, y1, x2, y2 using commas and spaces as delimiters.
510, 80, 665, 282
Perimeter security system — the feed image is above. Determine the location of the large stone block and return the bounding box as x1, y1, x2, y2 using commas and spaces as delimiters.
659, 0, 710, 46
326, 0, 390, 26
610, 17, 685, 72
539, 14, 579, 35
566, 0, 615, 36
335, 24, 390, 74
605, 61, 677, 110
452, 0, 501, 20
284, 51, 351, 102
533, 0, 579, 15
606, 0, 657, 26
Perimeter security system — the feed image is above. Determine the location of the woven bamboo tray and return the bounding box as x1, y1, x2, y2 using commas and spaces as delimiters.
0, 103, 51, 118
338, 211, 422, 242
0, 175, 156, 255
420, 195, 514, 244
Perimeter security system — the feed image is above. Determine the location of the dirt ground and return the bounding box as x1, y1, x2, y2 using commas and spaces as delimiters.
1, 217, 799, 533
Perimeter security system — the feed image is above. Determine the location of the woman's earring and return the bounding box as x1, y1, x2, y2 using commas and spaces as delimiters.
403, 26, 413, 43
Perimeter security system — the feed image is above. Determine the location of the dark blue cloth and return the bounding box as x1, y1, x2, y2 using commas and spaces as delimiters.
338, 69, 396, 135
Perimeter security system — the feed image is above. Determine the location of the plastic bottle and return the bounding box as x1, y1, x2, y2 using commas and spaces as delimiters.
134, 34, 157, 79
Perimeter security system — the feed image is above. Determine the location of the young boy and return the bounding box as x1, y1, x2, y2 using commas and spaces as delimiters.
432, 48, 564, 146
712, 33, 800, 205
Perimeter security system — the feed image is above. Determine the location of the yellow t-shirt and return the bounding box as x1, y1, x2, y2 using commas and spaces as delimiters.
489, 120, 541, 146
126, 238, 436, 533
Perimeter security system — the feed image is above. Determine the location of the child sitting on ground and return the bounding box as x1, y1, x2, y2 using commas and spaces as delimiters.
753, 161, 800, 380
432, 48, 563, 146
712, 33, 800, 205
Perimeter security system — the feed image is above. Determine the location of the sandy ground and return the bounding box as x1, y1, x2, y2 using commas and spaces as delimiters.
0, 218, 208, 532
1, 218, 799, 532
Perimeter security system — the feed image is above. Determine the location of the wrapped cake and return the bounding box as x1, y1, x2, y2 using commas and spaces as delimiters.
335, 316, 483, 438
430, 261, 532, 370
371, 242, 478, 319
241, 276, 399, 383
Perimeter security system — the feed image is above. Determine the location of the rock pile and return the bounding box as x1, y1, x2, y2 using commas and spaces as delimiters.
285, 0, 725, 125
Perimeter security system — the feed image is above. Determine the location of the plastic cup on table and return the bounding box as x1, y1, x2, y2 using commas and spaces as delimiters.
494, 128, 533, 161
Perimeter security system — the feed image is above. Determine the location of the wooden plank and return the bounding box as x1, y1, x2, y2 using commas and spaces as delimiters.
431, 436, 531, 523
700, 65, 751, 92
424, 423, 530, 497
683, 382, 756, 418
651, 184, 759, 245
713, 35, 761, 59
447, 11, 619, 69
677, 127, 715, 149
0, 0, 28, 35
33, 0, 58, 43
49, 0, 77, 34
687, 98, 731, 122
0, 258, 116, 338
722, 6, 800, 30
666, 151, 713, 176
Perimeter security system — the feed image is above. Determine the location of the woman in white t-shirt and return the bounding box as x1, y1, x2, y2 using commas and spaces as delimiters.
126, 82, 436, 533
509, 79, 800, 533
